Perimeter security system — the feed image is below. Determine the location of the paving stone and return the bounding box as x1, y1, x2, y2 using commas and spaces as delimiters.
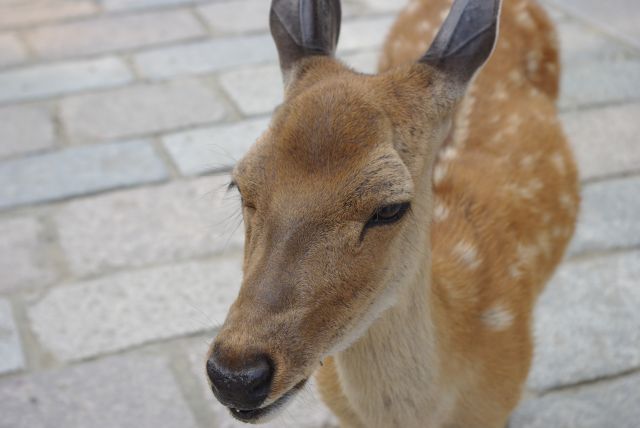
513, 371, 640, 428
188, 340, 339, 428
568, 176, 640, 256
134, 34, 277, 80
0, 354, 199, 428
0, 33, 27, 68
162, 117, 270, 176
219, 64, 282, 116
359, 0, 404, 13
197, 0, 270, 35
0, 140, 168, 210
341, 50, 380, 74
0, 105, 54, 160
54, 176, 244, 277
338, 16, 395, 52
562, 103, 640, 181
61, 79, 229, 142
559, 58, 640, 110
28, 255, 243, 361
0, 0, 97, 29
0, 217, 57, 294
0, 57, 133, 104
101, 0, 194, 11
557, 19, 637, 63
551, 0, 640, 49
527, 251, 640, 392
0, 299, 25, 375
26, 10, 205, 60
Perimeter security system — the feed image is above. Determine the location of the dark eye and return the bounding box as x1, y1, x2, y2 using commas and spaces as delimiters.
366, 202, 410, 228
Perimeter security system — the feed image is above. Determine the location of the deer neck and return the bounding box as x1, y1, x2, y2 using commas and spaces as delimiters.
333, 172, 453, 427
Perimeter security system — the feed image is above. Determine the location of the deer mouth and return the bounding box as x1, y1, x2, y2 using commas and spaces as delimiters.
227, 379, 307, 423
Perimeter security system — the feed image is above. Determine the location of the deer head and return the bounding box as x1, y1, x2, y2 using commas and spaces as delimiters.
207, 0, 501, 422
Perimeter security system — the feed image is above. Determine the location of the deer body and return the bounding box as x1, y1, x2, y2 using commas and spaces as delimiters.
206, 0, 579, 427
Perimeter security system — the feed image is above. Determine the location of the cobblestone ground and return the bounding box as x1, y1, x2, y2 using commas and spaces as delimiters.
0, 0, 639, 427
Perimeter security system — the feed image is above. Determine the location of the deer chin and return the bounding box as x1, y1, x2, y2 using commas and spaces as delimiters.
227, 379, 307, 424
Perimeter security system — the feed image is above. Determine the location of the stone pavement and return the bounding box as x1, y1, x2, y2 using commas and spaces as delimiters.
0, 0, 639, 427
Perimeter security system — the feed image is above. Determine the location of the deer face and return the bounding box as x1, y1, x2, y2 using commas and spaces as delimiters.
206, 0, 500, 423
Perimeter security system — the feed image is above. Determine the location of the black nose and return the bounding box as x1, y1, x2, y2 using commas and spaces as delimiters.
206, 352, 273, 410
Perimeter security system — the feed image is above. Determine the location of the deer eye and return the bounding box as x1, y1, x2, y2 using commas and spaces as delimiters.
366, 202, 410, 228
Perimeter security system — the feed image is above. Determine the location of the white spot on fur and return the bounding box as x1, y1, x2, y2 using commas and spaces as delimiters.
453, 90, 476, 147
551, 152, 566, 175
439, 145, 458, 162
453, 241, 481, 269
515, 4, 536, 29
439, 9, 449, 21
508, 69, 524, 85
520, 155, 535, 169
527, 51, 542, 75
433, 200, 449, 223
482, 305, 514, 331
560, 192, 576, 213
433, 163, 448, 186
492, 82, 508, 101
406, 0, 420, 14
418, 21, 431, 34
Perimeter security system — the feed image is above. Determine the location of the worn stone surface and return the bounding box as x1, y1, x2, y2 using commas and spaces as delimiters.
0, 0, 97, 29
0, 33, 27, 68
134, 35, 277, 80
528, 251, 640, 392
0, 354, 199, 428
60, 79, 229, 142
0, 57, 133, 104
0, 217, 57, 294
338, 16, 396, 52
28, 256, 242, 361
54, 176, 243, 277
569, 176, 640, 256
341, 50, 380, 74
513, 371, 640, 428
562, 103, 640, 181
188, 341, 339, 428
26, 10, 205, 59
101, 0, 194, 11
359, 0, 404, 13
0, 140, 168, 210
162, 117, 270, 176
0, 105, 54, 160
198, 0, 270, 35
219, 64, 282, 116
0, 299, 25, 375
552, 0, 640, 49
560, 58, 640, 110
557, 19, 637, 63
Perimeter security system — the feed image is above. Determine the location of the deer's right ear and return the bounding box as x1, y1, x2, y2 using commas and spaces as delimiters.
420, 0, 501, 96
270, 0, 342, 85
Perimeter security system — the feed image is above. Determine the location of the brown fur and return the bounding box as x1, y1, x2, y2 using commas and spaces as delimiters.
211, 0, 579, 426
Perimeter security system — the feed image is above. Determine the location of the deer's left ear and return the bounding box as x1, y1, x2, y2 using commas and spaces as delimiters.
270, 0, 342, 85
420, 0, 501, 95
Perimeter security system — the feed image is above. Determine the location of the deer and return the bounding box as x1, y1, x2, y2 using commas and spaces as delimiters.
205, 0, 579, 426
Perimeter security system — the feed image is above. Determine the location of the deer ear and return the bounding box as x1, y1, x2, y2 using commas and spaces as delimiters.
270, 0, 342, 84
420, 0, 501, 89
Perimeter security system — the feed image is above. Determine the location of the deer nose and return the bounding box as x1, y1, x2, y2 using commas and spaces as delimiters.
206, 352, 273, 410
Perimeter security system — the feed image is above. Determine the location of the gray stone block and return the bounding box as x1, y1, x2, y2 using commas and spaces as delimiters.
513, 371, 640, 428
0, 33, 27, 68
569, 177, 640, 256
219, 64, 282, 116
0, 140, 168, 210
0, 298, 25, 375
560, 58, 640, 110
562, 103, 640, 181
339, 16, 396, 52
54, 176, 244, 277
102, 0, 194, 11
0, 354, 199, 428
0, 0, 97, 29
60, 79, 229, 142
0, 217, 58, 294
528, 251, 640, 392
162, 117, 270, 176
557, 19, 636, 64
197, 0, 270, 35
134, 34, 277, 80
27, 255, 243, 361
26, 10, 205, 60
0, 105, 55, 160
0, 57, 133, 104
